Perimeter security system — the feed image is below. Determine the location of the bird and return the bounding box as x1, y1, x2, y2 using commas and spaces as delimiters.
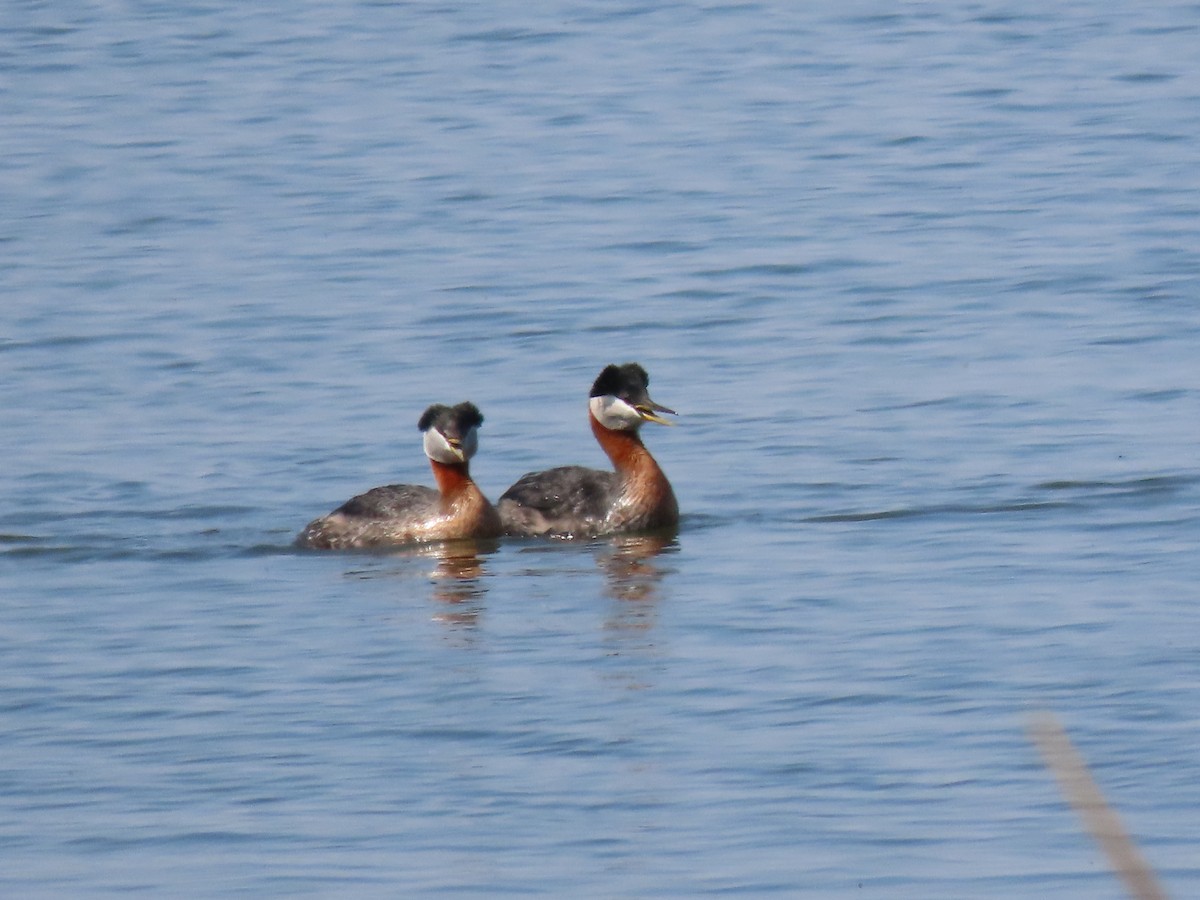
296, 401, 501, 549
498, 363, 678, 538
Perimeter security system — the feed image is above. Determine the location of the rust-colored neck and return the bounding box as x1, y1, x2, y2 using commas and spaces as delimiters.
429, 459, 474, 499
590, 412, 650, 474
589, 411, 678, 530
427, 459, 502, 538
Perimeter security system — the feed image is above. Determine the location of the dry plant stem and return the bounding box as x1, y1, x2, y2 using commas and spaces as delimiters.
1029, 713, 1168, 900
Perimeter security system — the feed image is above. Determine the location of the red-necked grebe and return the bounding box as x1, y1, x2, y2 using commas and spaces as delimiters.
297, 402, 501, 549
498, 363, 678, 538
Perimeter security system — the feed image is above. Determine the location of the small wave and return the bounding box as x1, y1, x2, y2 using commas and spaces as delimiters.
450, 27, 570, 45
804, 500, 1071, 524
802, 476, 1198, 525
0, 533, 42, 545
0, 525, 296, 563
0, 504, 261, 527
1035, 475, 1197, 496
695, 262, 813, 279
0, 542, 229, 563
601, 239, 703, 255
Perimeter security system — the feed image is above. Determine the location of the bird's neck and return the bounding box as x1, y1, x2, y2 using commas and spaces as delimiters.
589, 412, 678, 529
590, 412, 651, 474
429, 459, 475, 499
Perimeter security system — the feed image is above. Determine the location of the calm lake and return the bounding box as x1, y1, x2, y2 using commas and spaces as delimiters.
3, 2, 1199, 896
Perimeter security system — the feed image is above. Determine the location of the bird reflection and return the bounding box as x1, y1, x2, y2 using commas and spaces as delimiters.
389, 538, 498, 627
594, 531, 678, 632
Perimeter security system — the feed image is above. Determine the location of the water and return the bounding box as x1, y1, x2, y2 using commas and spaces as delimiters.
3, 2, 1199, 896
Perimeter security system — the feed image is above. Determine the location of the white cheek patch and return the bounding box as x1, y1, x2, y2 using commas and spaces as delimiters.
589, 395, 642, 430
423, 427, 473, 464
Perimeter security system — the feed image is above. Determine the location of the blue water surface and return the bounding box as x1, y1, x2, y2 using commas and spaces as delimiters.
3, 2, 1200, 896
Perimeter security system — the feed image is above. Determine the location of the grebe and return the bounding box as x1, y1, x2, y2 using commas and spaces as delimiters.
297, 402, 501, 549
498, 363, 678, 538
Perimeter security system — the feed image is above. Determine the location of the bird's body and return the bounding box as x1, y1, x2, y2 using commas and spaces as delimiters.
499, 363, 678, 539
297, 402, 501, 550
